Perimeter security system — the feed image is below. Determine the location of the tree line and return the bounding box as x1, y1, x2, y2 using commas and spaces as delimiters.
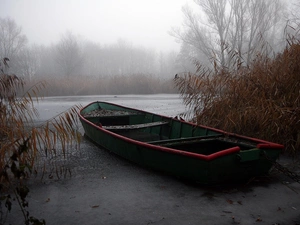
0, 0, 299, 86
0, 18, 180, 81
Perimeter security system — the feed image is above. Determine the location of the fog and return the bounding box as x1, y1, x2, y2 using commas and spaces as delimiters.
1, 0, 298, 96
0, 0, 195, 52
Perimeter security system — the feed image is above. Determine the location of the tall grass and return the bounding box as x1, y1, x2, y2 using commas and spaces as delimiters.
175, 43, 300, 155
0, 75, 81, 174
1, 60, 81, 224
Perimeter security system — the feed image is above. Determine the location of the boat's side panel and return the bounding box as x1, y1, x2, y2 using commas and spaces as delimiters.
79, 101, 284, 184
80, 102, 101, 115
81, 118, 279, 184
169, 120, 220, 139
81, 118, 212, 182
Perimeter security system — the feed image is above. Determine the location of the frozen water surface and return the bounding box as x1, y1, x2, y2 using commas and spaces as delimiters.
34, 94, 186, 121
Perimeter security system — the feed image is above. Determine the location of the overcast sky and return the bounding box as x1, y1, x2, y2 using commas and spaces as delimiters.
1, 0, 196, 52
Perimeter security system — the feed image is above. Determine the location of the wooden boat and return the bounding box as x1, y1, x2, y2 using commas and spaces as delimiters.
79, 101, 284, 184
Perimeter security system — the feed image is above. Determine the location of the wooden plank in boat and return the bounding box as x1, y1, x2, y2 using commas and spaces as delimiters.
148, 134, 224, 145
103, 121, 169, 130
83, 109, 141, 118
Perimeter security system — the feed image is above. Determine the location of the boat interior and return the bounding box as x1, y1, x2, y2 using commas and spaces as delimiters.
83, 107, 258, 154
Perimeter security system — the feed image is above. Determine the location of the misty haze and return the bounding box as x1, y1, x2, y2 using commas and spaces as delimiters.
1, 0, 193, 96
0, 0, 299, 96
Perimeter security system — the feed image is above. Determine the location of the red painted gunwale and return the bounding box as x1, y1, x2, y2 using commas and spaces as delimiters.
79, 101, 284, 162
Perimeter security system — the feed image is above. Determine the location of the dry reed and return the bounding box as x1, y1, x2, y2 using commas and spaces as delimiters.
24, 74, 177, 96
175, 43, 300, 155
0, 73, 81, 183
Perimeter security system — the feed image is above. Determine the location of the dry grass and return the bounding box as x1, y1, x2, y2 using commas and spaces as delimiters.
0, 73, 82, 223
175, 43, 300, 155
0, 73, 81, 183
0, 57, 85, 223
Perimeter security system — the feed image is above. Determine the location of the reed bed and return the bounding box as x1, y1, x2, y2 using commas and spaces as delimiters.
175, 43, 300, 155
25, 74, 177, 96
0, 70, 81, 223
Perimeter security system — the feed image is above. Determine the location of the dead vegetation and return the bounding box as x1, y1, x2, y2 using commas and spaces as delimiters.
175, 42, 300, 155
0, 58, 81, 224
0, 73, 81, 174
24, 74, 177, 96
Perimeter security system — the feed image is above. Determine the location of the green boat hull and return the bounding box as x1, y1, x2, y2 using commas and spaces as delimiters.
79, 101, 283, 184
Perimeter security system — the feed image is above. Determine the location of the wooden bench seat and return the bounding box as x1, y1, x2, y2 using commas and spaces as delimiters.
103, 121, 169, 131
147, 134, 224, 146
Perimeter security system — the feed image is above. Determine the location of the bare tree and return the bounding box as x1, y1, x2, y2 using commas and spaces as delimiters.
171, 0, 285, 70
81, 41, 103, 77
0, 17, 27, 59
0, 17, 28, 74
158, 51, 180, 78
284, 0, 300, 43
17, 45, 41, 80
55, 31, 83, 78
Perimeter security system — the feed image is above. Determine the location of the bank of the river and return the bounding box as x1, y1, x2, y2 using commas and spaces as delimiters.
6, 95, 300, 225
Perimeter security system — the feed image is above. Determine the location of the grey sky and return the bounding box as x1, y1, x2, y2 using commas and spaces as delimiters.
1, 0, 195, 51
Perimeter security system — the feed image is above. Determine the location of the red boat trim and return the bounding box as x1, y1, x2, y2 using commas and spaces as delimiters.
257, 143, 284, 149
79, 101, 284, 161
80, 115, 241, 161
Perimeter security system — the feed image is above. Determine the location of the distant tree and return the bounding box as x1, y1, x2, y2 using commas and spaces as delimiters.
81, 41, 103, 77
0, 17, 27, 60
158, 51, 180, 78
55, 31, 83, 78
171, 0, 285, 70
95, 39, 157, 76
0, 17, 28, 74
35, 45, 59, 78
284, 0, 300, 43
17, 45, 41, 80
